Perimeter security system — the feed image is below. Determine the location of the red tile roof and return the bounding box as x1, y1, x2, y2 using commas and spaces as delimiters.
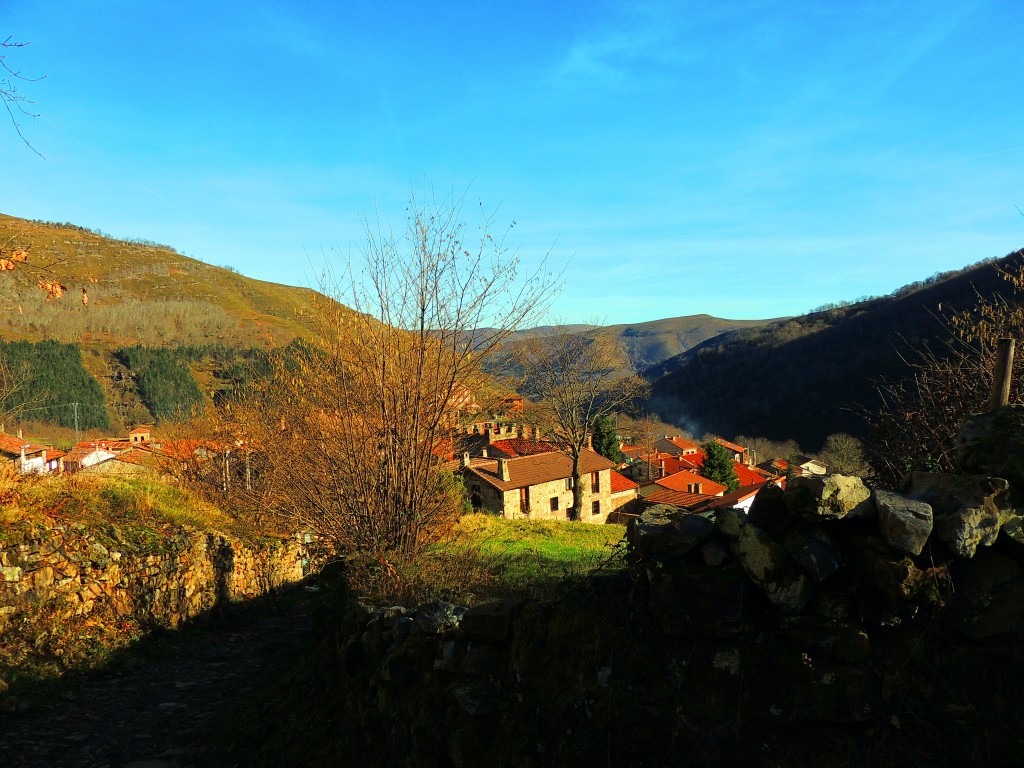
609, 470, 638, 494
644, 488, 718, 508
690, 482, 771, 512
734, 462, 774, 486
488, 438, 559, 458
661, 436, 702, 454
0, 433, 48, 457
715, 437, 746, 455
654, 470, 727, 496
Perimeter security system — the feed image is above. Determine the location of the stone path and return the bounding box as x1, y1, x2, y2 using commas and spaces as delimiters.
0, 588, 313, 768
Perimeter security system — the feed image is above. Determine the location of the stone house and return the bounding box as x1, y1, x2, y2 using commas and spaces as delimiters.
460, 448, 617, 523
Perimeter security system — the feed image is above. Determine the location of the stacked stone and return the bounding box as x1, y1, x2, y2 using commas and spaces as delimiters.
1, 523, 308, 641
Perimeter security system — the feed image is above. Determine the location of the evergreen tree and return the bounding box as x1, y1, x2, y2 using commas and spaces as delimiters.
591, 414, 620, 461
700, 440, 740, 492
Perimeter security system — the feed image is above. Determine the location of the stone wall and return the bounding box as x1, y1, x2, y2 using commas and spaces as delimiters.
0, 522, 308, 632
309, 405, 1024, 767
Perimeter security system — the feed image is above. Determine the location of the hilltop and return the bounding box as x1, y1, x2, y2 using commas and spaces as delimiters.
0, 214, 328, 349
647, 247, 1024, 450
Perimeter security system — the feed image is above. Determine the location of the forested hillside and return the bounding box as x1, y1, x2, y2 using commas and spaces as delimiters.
648, 249, 1024, 450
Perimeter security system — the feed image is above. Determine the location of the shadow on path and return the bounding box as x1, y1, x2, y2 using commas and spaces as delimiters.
0, 584, 314, 768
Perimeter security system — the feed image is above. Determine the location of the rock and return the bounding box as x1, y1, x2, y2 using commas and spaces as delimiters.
414, 601, 464, 635
714, 507, 746, 538
650, 561, 750, 637
950, 551, 1024, 639
1, 566, 22, 582
783, 524, 842, 582
784, 475, 873, 521
700, 538, 730, 567
628, 506, 715, 560
723, 513, 814, 612
462, 640, 502, 676
452, 682, 496, 716
874, 489, 933, 556
902, 472, 1013, 558
746, 483, 795, 534
461, 600, 520, 643
956, 405, 1024, 490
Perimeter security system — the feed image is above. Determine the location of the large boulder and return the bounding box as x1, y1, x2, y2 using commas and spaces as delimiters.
956, 405, 1024, 491
717, 509, 814, 612
902, 472, 1013, 558
784, 475, 873, 521
874, 489, 933, 556
628, 506, 715, 561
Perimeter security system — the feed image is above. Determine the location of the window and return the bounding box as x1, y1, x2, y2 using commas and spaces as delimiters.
591, 471, 600, 493
550, 496, 559, 512
519, 487, 530, 516
592, 500, 600, 516
565, 477, 573, 491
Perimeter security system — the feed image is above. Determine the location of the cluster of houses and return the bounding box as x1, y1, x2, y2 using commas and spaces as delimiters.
450, 422, 828, 525
0, 425, 213, 480
2, 411, 828, 528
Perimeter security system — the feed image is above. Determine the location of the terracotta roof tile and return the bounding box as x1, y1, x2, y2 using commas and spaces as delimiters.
644, 489, 717, 508
654, 470, 727, 496
0, 434, 48, 457
610, 470, 638, 494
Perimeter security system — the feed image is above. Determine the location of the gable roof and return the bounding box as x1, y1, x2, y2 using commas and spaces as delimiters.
654, 469, 727, 496
644, 488, 718, 509
715, 437, 746, 455
0, 433, 48, 458
657, 436, 703, 454
609, 470, 639, 494
689, 482, 772, 512
463, 448, 615, 492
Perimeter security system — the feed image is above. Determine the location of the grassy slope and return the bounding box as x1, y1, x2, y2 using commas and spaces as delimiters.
0, 214, 330, 348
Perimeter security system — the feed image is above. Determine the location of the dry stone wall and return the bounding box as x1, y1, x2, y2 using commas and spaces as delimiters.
310, 404, 1024, 767
1, 521, 309, 639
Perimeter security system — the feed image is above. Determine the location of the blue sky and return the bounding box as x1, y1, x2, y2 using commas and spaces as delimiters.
4, 0, 1023, 324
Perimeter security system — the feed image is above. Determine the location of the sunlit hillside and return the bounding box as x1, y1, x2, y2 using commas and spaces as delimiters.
0, 214, 331, 348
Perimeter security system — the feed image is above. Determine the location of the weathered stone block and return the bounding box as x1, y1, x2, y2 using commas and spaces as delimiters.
902, 471, 1012, 558
956, 405, 1024, 490
874, 489, 933, 556
784, 475, 874, 521
461, 600, 519, 643
783, 524, 842, 582
628, 506, 715, 560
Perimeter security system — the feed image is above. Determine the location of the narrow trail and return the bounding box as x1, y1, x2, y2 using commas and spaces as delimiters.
0, 588, 313, 768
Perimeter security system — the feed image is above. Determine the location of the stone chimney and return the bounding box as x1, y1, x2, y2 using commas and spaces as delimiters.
485, 428, 494, 444
461, 452, 471, 469
497, 458, 511, 482
586, 435, 593, 450
481, 448, 488, 458
17, 428, 23, 439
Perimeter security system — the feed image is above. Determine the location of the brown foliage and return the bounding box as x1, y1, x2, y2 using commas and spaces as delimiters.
865, 263, 1024, 487
203, 194, 556, 558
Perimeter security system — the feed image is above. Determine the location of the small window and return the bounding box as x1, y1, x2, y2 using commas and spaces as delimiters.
591, 471, 600, 492
592, 500, 600, 516
550, 497, 559, 512
565, 477, 573, 491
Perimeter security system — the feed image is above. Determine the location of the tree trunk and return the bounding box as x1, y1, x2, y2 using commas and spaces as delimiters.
570, 453, 582, 521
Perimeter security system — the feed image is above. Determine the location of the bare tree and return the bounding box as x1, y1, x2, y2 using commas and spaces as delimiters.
225, 192, 557, 557
1, 37, 44, 156
516, 330, 648, 520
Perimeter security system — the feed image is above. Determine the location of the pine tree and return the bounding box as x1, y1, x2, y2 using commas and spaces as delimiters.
592, 414, 620, 461
700, 440, 740, 493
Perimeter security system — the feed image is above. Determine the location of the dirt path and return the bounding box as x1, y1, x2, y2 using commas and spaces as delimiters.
0, 588, 313, 768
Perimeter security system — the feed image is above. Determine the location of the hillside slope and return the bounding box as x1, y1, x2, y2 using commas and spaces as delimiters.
648, 248, 1024, 450
0, 214, 328, 348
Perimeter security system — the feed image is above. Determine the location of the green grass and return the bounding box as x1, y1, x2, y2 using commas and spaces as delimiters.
358, 514, 628, 606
